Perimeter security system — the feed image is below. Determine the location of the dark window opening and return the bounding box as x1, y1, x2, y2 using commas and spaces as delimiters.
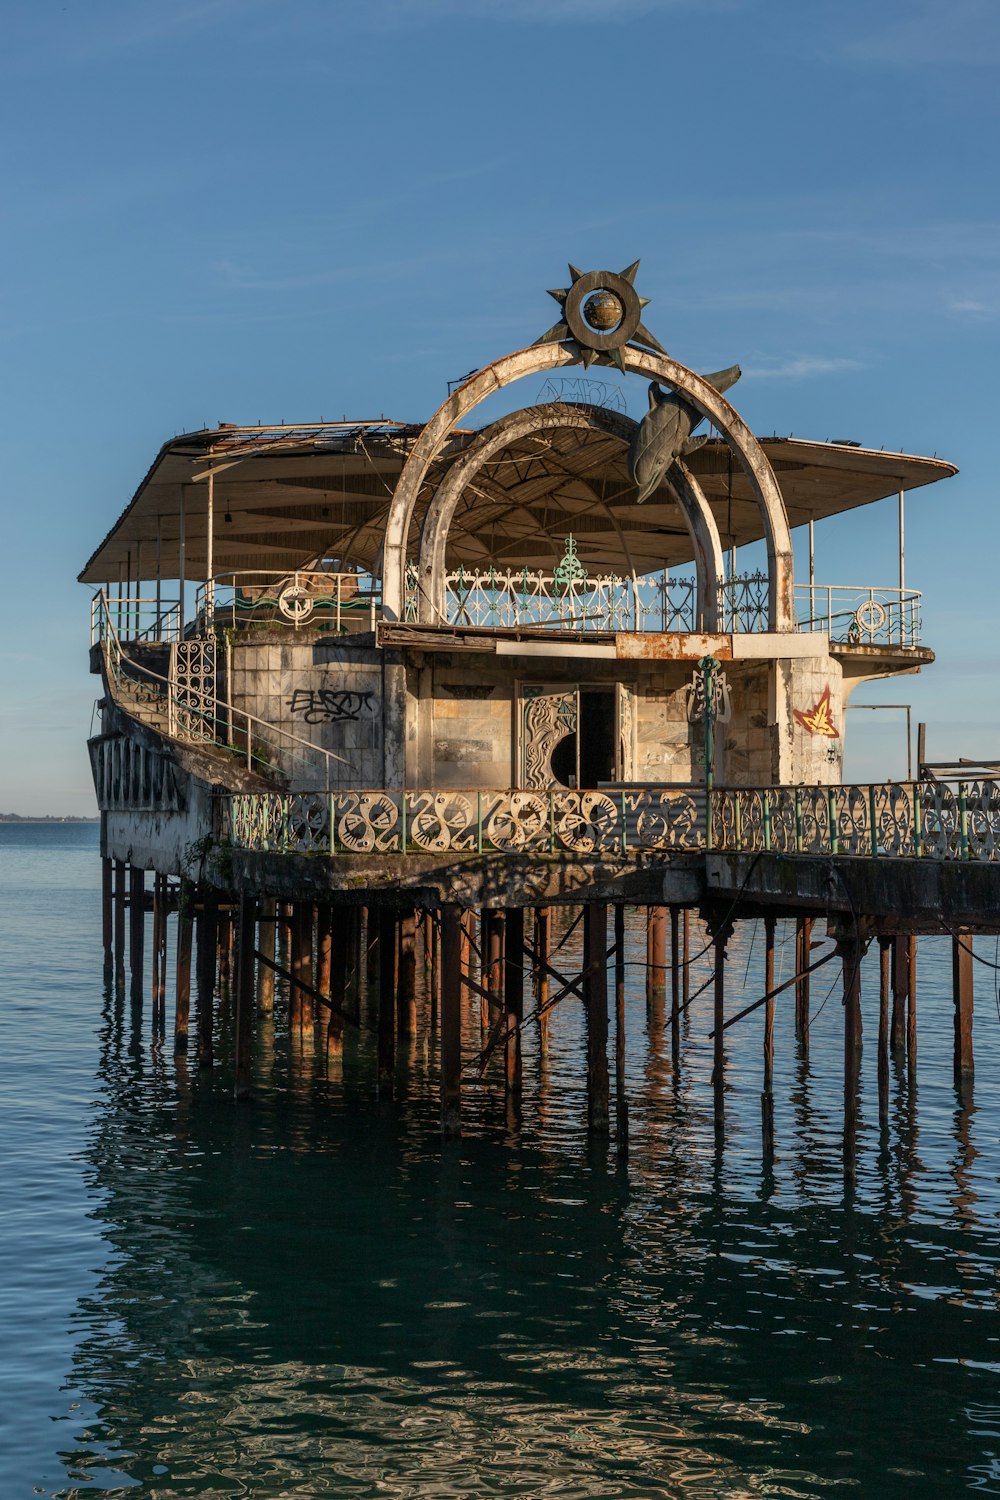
579, 689, 616, 787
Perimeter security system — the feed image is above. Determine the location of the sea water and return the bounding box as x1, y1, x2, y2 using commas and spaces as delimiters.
2, 822, 1000, 1497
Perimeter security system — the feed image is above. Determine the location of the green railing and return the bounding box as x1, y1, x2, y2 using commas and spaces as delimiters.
216, 780, 1000, 862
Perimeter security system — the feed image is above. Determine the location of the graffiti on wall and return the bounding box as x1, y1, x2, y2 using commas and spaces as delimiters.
793, 686, 839, 738
287, 688, 374, 724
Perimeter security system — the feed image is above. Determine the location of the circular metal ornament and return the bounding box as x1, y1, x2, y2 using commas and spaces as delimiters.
563, 269, 642, 352
278, 582, 314, 622
854, 599, 887, 634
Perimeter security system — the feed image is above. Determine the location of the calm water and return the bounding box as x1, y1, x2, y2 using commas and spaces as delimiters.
3, 823, 1000, 1497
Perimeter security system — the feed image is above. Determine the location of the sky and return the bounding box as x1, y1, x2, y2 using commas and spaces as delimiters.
0, 0, 997, 813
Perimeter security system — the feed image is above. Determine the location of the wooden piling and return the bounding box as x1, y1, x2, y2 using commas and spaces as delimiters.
647, 906, 667, 1006
795, 916, 812, 1049
129, 865, 145, 1006
878, 937, 891, 1121
762, 915, 776, 1148
504, 908, 523, 1093
479, 909, 502, 1035
583, 903, 610, 1135
614, 904, 628, 1146
843, 935, 863, 1173
196, 895, 217, 1069
952, 929, 974, 1081
257, 900, 276, 1014
534, 907, 550, 1051
713, 930, 727, 1132
682, 907, 690, 1009
316, 904, 332, 1002
377, 908, 396, 1096
174, 887, 192, 1055
234, 893, 256, 1099
398, 909, 417, 1038
440, 904, 463, 1136
669, 906, 681, 1059
114, 859, 126, 993
102, 857, 114, 978
890, 936, 907, 1052
328, 911, 347, 1061
907, 934, 918, 1072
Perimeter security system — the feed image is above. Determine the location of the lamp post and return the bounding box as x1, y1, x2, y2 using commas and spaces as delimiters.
687, 655, 730, 850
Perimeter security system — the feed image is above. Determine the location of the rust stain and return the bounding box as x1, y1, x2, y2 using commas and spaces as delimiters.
616, 632, 733, 661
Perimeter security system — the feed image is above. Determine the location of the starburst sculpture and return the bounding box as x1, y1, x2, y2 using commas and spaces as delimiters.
533, 261, 666, 370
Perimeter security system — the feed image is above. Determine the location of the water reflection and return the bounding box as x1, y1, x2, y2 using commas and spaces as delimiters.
48, 918, 1000, 1497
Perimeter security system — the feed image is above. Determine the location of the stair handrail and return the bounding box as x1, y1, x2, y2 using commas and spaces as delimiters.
93, 590, 350, 789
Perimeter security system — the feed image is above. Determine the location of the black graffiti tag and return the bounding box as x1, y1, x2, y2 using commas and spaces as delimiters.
287, 688, 374, 724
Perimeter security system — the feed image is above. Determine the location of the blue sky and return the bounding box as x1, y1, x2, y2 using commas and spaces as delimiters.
1, 0, 997, 812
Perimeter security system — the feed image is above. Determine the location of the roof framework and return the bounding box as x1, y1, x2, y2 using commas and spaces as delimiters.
77, 411, 957, 585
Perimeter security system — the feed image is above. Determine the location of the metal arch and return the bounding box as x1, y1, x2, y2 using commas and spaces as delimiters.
667, 462, 725, 633
416, 403, 646, 624
383, 343, 793, 631
416, 407, 722, 631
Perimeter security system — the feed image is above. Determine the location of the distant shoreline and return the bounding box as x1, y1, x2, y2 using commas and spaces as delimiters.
0, 816, 99, 825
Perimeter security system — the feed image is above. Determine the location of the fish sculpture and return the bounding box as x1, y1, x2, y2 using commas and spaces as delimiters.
628, 364, 742, 503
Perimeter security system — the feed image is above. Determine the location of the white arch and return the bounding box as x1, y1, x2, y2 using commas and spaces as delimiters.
382, 341, 793, 631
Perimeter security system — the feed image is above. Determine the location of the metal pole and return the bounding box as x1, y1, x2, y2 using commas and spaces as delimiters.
701, 656, 716, 848
155, 512, 162, 630
898, 486, 905, 647
808, 518, 816, 629
206, 469, 215, 630
178, 487, 186, 633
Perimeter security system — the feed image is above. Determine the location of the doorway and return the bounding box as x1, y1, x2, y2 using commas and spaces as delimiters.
519, 684, 620, 789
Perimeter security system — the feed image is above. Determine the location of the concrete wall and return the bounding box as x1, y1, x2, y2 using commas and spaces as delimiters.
229, 634, 383, 791
227, 632, 847, 793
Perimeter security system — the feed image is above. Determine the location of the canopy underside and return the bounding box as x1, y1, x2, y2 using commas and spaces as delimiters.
78, 411, 957, 585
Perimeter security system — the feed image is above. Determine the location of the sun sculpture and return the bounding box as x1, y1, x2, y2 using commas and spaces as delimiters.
533, 261, 667, 370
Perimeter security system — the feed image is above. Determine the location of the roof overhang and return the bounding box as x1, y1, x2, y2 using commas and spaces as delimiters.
77, 413, 958, 586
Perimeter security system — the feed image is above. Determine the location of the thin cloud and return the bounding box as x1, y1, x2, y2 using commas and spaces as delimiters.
840, 0, 1000, 66
742, 356, 864, 379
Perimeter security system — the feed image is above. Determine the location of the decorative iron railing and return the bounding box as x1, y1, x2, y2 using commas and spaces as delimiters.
218, 786, 706, 856
793, 585, 922, 648
194, 571, 380, 634
713, 781, 1000, 861
217, 779, 1000, 862
402, 565, 922, 644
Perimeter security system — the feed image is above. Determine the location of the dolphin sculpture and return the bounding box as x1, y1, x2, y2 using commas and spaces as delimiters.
628, 364, 742, 503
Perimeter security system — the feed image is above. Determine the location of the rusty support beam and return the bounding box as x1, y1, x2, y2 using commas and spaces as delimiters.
878, 937, 890, 1123
440, 905, 463, 1137
174, 887, 192, 1055
762, 915, 776, 1151
794, 916, 812, 1049
504, 908, 523, 1093
584, 903, 610, 1135
234, 893, 256, 1099
377, 908, 396, 1096
114, 859, 126, 995
102, 857, 114, 979
615, 904, 628, 1148
952, 930, 974, 1081
257, 899, 276, 1014
196, 896, 217, 1069
129, 864, 144, 1007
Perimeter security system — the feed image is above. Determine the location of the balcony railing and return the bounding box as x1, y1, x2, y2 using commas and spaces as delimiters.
218, 778, 1000, 862
194, 571, 380, 634
91, 594, 180, 644
99, 572, 922, 649
402, 566, 922, 646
